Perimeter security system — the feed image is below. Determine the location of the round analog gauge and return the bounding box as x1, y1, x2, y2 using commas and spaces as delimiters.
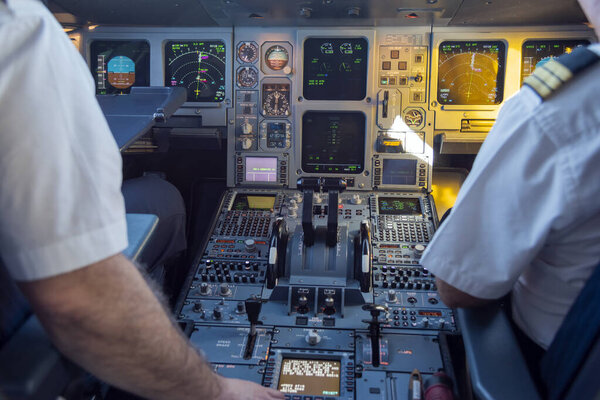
265, 45, 289, 71
237, 66, 258, 88
262, 83, 290, 117
340, 42, 353, 55
238, 42, 258, 63
404, 109, 424, 128
320, 42, 334, 55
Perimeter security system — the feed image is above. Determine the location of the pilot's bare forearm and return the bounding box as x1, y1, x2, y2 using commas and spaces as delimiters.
19, 254, 220, 400
435, 277, 493, 308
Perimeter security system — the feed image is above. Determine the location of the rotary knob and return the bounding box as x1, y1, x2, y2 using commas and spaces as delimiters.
298, 295, 308, 307
219, 283, 232, 297
305, 329, 322, 346
242, 120, 253, 134
241, 137, 254, 150
193, 301, 203, 313
289, 199, 298, 210
314, 193, 323, 204
236, 301, 246, 314
293, 193, 303, 203
387, 289, 397, 303
213, 306, 223, 320
245, 239, 257, 253
199, 282, 210, 296
414, 244, 426, 256
350, 194, 362, 205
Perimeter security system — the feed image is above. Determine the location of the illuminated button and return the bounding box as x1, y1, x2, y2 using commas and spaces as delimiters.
388, 77, 396, 85
382, 61, 391, 70
380, 77, 389, 85
415, 54, 423, 63
398, 61, 407, 70
390, 50, 400, 59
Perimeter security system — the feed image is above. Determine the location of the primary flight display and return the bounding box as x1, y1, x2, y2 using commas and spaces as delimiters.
164, 40, 226, 102
90, 40, 150, 95
437, 41, 506, 105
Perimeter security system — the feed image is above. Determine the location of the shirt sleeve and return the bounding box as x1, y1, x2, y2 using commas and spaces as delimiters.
0, 0, 128, 281
420, 90, 579, 299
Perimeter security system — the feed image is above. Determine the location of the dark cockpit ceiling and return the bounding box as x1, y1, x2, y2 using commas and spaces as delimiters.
49, 0, 589, 29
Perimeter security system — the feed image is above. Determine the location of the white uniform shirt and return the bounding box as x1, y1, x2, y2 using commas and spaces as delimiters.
0, 0, 127, 281
421, 44, 600, 349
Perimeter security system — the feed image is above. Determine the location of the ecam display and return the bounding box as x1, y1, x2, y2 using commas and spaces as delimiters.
303, 37, 368, 100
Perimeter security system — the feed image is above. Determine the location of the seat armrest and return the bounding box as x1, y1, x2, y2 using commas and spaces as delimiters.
124, 213, 159, 262
0, 316, 70, 400
457, 304, 540, 400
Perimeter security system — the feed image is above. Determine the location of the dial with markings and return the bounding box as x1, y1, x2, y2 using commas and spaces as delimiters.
238, 42, 258, 63
237, 66, 258, 88
404, 108, 424, 128
262, 83, 290, 117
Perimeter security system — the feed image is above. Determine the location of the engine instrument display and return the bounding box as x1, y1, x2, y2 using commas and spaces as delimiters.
303, 37, 368, 100
302, 111, 365, 174
521, 39, 589, 83
90, 40, 150, 95
231, 194, 276, 211
238, 42, 259, 63
262, 83, 291, 117
437, 41, 506, 105
164, 40, 226, 102
237, 66, 258, 88
278, 359, 340, 396
378, 197, 422, 216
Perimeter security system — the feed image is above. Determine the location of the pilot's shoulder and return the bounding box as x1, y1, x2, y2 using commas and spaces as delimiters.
523, 45, 600, 101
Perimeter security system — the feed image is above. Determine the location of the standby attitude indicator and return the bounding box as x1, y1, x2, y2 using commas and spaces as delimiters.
164, 41, 226, 102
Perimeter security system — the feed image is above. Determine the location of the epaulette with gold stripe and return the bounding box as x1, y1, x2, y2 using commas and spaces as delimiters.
523, 46, 599, 100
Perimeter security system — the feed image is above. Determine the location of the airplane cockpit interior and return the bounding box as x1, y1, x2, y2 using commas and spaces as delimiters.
0, 0, 599, 399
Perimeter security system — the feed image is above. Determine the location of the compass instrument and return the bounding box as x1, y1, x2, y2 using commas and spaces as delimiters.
238, 42, 259, 63
237, 66, 259, 88
437, 41, 506, 105
262, 83, 290, 117
164, 40, 226, 102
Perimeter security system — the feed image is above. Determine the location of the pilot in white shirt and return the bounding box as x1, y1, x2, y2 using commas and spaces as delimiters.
421, 43, 600, 349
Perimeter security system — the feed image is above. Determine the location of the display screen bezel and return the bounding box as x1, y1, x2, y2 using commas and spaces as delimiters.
89, 39, 151, 95
437, 40, 506, 106
277, 358, 341, 396
301, 111, 366, 174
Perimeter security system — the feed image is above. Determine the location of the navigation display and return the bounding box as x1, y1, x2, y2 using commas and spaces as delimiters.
278, 359, 340, 396
378, 197, 422, 216
438, 41, 506, 105
245, 157, 277, 182
303, 38, 368, 100
521, 39, 589, 83
382, 159, 417, 185
302, 112, 365, 174
231, 194, 275, 211
90, 40, 150, 95
164, 40, 226, 102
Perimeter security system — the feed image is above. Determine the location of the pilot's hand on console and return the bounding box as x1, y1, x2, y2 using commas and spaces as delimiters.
216, 376, 284, 400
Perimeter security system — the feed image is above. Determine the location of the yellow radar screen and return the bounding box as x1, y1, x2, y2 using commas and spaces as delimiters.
438, 41, 506, 105
521, 39, 589, 84
90, 40, 150, 95
164, 41, 226, 102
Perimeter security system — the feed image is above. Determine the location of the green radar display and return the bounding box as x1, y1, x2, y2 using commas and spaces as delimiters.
437, 41, 506, 105
164, 40, 226, 102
